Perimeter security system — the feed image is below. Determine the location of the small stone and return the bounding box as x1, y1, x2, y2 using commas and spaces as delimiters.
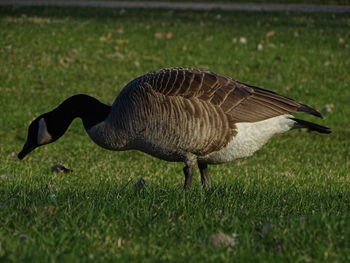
1, 174, 14, 179
239, 37, 247, 44
165, 32, 174, 40
8, 151, 17, 157
134, 178, 146, 189
266, 31, 275, 38
321, 104, 334, 115
210, 232, 237, 248
117, 237, 125, 248
257, 43, 264, 51
19, 234, 27, 242
154, 32, 163, 39
51, 164, 73, 173
49, 194, 57, 199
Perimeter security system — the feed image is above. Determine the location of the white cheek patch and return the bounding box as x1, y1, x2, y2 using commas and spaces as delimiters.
37, 118, 53, 145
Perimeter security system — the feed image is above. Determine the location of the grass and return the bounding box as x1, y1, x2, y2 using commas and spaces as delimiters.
122, 0, 350, 5
42, 0, 350, 6
1, 6, 350, 262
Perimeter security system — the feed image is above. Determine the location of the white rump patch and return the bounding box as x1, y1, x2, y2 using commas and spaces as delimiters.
202, 114, 295, 164
37, 118, 53, 145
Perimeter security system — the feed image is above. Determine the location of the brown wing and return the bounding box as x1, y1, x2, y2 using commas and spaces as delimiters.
146, 68, 321, 122
118, 68, 320, 156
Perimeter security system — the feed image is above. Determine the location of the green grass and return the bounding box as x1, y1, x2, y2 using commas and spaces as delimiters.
1, 6, 350, 262
124, 0, 350, 5
43, 0, 350, 6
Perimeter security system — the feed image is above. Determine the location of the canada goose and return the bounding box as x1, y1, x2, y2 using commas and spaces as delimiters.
18, 68, 331, 188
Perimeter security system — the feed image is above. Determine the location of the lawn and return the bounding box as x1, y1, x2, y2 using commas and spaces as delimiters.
0, 6, 350, 263
125, 0, 349, 5
39, 0, 350, 6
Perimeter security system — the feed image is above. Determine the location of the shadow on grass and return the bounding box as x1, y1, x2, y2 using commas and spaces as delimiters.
2, 181, 349, 217
1, 6, 349, 30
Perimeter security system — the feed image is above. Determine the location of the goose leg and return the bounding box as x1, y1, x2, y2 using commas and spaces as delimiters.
198, 163, 210, 189
183, 165, 193, 189
183, 154, 197, 189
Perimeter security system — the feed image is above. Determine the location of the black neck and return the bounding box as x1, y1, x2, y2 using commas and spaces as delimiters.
45, 94, 111, 138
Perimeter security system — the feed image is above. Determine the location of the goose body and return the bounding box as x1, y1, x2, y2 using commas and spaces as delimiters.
18, 68, 330, 188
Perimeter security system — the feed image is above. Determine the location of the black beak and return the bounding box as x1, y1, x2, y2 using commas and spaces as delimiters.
18, 141, 36, 160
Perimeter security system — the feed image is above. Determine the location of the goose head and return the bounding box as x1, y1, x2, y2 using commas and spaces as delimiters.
18, 113, 63, 160
18, 94, 112, 160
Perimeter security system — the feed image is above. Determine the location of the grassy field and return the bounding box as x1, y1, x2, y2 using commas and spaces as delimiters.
1, 6, 350, 263
41, 0, 350, 6
114, 0, 350, 5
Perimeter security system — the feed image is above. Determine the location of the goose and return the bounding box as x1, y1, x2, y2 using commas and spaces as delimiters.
18, 68, 331, 188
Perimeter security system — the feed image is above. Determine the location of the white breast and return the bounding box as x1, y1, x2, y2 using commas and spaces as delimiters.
200, 114, 295, 164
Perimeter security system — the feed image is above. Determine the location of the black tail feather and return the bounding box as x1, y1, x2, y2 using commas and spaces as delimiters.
292, 118, 331, 134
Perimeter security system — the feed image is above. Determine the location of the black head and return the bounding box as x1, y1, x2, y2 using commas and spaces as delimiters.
17, 94, 111, 160
18, 114, 56, 160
